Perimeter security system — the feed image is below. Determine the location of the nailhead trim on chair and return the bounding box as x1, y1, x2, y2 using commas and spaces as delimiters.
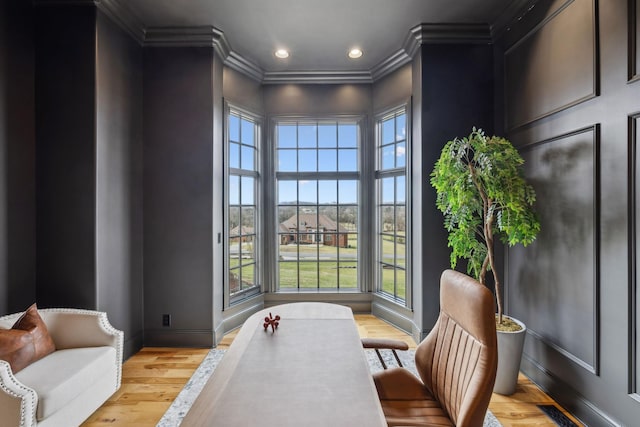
0, 360, 38, 427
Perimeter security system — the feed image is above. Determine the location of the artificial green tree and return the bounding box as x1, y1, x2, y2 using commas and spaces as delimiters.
430, 128, 540, 327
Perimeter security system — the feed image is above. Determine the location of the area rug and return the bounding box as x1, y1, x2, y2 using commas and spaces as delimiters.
157, 348, 502, 427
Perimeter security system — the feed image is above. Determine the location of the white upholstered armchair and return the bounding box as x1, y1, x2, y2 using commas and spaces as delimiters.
0, 308, 123, 427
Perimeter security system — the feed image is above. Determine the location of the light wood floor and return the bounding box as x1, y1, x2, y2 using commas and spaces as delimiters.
84, 314, 583, 426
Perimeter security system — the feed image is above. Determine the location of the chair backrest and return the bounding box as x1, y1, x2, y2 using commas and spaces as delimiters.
414, 269, 497, 427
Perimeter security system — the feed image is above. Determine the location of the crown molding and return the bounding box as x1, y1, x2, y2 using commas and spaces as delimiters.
370, 49, 413, 82
225, 52, 264, 82
96, 0, 145, 44
409, 23, 492, 45
371, 23, 491, 81
262, 70, 373, 85
144, 26, 231, 57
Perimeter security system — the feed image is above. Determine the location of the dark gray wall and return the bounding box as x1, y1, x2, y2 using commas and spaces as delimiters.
416, 42, 495, 337
372, 63, 412, 112
35, 4, 97, 308
499, 0, 640, 425
264, 84, 372, 116
0, 0, 36, 314
96, 10, 144, 358
143, 47, 216, 347
223, 67, 263, 113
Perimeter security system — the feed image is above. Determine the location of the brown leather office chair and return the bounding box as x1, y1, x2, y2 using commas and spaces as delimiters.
367, 269, 497, 427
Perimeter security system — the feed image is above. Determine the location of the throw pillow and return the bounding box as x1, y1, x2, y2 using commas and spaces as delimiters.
0, 304, 56, 373
0, 328, 36, 373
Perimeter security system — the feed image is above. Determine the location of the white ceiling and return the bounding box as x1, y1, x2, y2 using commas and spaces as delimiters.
121, 0, 529, 74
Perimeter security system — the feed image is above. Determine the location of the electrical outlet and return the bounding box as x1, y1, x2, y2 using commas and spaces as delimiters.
162, 314, 171, 327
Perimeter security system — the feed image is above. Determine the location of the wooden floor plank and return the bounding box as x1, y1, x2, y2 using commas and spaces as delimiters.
83, 316, 582, 426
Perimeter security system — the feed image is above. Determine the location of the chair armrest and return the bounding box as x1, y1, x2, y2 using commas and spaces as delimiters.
361, 338, 409, 351
0, 360, 37, 427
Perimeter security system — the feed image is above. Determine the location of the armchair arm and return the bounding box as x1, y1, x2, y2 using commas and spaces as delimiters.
0, 360, 37, 427
361, 338, 409, 351
361, 338, 409, 370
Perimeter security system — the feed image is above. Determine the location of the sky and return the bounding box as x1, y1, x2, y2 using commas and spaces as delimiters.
228, 115, 406, 206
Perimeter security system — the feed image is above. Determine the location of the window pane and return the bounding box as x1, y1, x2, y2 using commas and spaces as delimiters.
338, 181, 357, 204
320, 236, 338, 259
396, 114, 406, 141
318, 124, 337, 147
319, 262, 337, 288
382, 118, 394, 144
396, 236, 406, 268
229, 114, 240, 142
298, 125, 317, 148
396, 206, 406, 235
229, 175, 239, 205
381, 266, 395, 295
338, 149, 357, 171
396, 142, 406, 168
396, 268, 406, 299
299, 180, 317, 204
241, 264, 255, 287
241, 119, 254, 146
241, 177, 254, 204
279, 262, 298, 289
318, 205, 338, 224
229, 206, 240, 233
382, 177, 394, 204
278, 125, 296, 148
241, 145, 254, 170
240, 206, 255, 228
318, 182, 337, 204
229, 142, 240, 169
396, 176, 406, 203
298, 149, 317, 172
279, 180, 297, 204
278, 149, 296, 172
338, 124, 357, 147
382, 144, 395, 169
229, 267, 241, 293
339, 262, 357, 289
338, 206, 358, 233
318, 149, 337, 172
299, 261, 318, 289
381, 206, 394, 232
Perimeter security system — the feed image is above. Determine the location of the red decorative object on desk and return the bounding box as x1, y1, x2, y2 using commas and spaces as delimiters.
263, 313, 280, 332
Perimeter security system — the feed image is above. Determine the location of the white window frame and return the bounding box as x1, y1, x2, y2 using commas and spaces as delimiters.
224, 103, 263, 307
374, 104, 412, 308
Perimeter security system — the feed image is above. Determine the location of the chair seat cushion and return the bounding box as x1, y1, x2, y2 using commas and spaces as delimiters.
15, 346, 116, 420
373, 367, 453, 427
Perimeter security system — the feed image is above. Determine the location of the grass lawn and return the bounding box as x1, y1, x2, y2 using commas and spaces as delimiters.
229, 238, 406, 298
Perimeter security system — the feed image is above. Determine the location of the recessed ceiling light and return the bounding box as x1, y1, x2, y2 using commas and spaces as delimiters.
275, 49, 289, 59
348, 48, 363, 59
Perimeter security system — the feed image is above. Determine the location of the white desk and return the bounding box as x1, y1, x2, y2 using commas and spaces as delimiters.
181, 302, 386, 426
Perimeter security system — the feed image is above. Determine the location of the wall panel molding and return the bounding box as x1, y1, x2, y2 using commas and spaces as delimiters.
629, 112, 640, 399
508, 125, 600, 375
504, 0, 599, 129
630, 0, 640, 83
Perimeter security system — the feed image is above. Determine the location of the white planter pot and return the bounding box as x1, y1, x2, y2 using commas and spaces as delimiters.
493, 315, 526, 395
